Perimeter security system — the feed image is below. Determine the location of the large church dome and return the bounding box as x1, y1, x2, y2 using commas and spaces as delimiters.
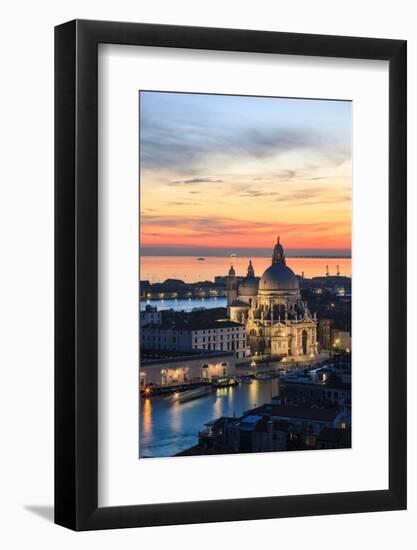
259, 262, 299, 291
259, 237, 299, 292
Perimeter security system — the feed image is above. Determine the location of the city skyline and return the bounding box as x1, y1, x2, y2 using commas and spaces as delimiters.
140, 91, 352, 257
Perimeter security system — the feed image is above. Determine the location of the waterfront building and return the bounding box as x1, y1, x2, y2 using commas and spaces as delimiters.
140, 350, 236, 388
227, 415, 289, 453
227, 238, 318, 361
331, 329, 351, 351
246, 404, 346, 448
277, 368, 351, 408
190, 402, 349, 455
318, 318, 333, 349
139, 278, 227, 300
141, 318, 249, 360
140, 304, 162, 327
197, 415, 289, 454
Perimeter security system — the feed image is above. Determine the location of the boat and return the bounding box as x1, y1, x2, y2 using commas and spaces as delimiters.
255, 372, 273, 380
212, 377, 238, 388
173, 385, 212, 403
230, 253, 237, 258
196, 257, 206, 261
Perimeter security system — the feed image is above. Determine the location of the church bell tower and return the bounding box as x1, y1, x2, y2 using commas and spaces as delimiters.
226, 265, 238, 306
247, 259, 255, 278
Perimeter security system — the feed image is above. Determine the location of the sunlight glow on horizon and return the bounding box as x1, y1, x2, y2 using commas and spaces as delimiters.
140, 92, 352, 255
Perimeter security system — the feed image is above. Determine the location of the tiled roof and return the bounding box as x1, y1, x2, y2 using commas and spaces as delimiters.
247, 404, 339, 422
142, 319, 244, 331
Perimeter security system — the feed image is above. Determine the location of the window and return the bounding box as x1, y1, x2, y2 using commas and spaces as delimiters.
306, 435, 316, 447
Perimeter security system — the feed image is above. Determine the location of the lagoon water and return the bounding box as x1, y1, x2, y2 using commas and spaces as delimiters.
140, 256, 351, 284
139, 378, 280, 458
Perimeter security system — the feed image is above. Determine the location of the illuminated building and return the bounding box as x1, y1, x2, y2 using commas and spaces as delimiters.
227, 238, 318, 360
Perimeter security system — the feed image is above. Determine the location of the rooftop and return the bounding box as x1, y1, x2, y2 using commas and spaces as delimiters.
141, 349, 235, 366
238, 415, 264, 432
247, 404, 340, 422
229, 299, 251, 308
281, 375, 351, 391
142, 319, 244, 331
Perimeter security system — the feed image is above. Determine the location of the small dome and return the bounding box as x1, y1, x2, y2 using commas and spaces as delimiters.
239, 277, 259, 296
259, 262, 299, 291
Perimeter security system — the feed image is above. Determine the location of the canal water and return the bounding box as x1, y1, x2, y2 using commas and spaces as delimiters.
139, 378, 279, 458
140, 296, 227, 312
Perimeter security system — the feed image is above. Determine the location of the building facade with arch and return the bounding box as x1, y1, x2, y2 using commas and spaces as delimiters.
140, 350, 236, 388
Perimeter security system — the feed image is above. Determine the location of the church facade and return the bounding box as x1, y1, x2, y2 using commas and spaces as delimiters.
227, 238, 318, 361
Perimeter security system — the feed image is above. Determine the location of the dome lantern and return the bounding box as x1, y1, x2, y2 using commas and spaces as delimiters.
272, 236, 286, 265
259, 238, 299, 292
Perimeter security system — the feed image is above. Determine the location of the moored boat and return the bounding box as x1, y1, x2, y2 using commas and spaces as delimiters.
212, 377, 238, 388
173, 385, 212, 403
254, 372, 273, 380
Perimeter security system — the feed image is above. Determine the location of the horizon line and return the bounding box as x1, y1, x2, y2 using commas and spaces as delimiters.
140, 250, 352, 259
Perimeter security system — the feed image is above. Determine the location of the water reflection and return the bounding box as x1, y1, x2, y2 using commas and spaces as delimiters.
139, 379, 280, 458
170, 400, 182, 433
142, 398, 152, 436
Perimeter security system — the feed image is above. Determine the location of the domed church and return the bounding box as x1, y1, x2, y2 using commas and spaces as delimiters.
227, 238, 318, 361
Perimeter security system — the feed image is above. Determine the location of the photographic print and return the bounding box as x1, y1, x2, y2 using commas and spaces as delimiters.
139, 91, 352, 459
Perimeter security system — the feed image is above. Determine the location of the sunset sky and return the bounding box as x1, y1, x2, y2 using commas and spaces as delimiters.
139, 91, 352, 257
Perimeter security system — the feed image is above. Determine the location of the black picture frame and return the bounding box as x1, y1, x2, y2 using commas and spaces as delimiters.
55, 19, 407, 531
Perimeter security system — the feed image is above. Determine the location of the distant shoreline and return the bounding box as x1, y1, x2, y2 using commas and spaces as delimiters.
140, 254, 352, 259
